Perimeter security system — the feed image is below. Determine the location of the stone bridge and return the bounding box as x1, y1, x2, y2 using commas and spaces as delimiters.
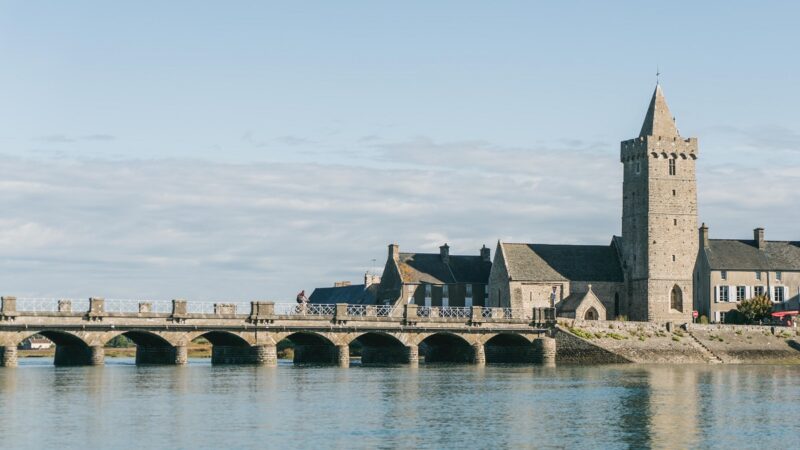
0, 297, 557, 367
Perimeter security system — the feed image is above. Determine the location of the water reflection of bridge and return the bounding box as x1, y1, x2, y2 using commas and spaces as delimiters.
0, 297, 557, 367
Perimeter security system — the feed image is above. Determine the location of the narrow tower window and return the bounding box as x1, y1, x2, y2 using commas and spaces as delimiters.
669, 158, 676, 175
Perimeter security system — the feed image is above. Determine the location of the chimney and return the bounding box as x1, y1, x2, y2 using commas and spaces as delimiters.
480, 245, 491, 262
699, 223, 709, 248
364, 272, 381, 287
439, 243, 450, 263
333, 281, 351, 287
388, 243, 399, 261
754, 228, 765, 249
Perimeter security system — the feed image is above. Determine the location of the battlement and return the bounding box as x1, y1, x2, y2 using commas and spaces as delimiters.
620, 135, 698, 162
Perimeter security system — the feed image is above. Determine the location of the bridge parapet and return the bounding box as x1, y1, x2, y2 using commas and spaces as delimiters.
0, 296, 557, 328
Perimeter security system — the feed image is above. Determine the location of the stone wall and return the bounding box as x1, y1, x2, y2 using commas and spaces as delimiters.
554, 327, 631, 364
558, 319, 800, 364
688, 324, 800, 363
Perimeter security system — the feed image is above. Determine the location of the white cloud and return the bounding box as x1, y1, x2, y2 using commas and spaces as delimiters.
0, 133, 797, 301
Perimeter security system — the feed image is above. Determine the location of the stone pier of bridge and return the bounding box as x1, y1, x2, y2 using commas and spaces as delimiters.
0, 296, 556, 368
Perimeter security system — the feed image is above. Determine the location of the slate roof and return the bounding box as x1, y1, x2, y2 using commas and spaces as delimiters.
308, 284, 378, 305
501, 243, 624, 282
557, 288, 605, 315
397, 253, 491, 284
705, 240, 800, 271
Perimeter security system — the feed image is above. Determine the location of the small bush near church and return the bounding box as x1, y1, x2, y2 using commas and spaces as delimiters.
736, 295, 772, 324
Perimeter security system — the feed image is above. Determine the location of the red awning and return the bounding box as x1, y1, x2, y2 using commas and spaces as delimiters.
771, 310, 799, 318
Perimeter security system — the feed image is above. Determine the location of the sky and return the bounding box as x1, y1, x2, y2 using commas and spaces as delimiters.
1, 1, 799, 301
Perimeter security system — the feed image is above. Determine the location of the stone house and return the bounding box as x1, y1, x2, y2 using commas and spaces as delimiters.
487, 241, 624, 319
694, 225, 800, 323
375, 243, 492, 308
309, 273, 381, 305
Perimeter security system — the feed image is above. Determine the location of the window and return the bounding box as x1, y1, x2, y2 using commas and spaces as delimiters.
466, 284, 473, 298
776, 271, 782, 281
774, 287, 785, 303
756, 271, 761, 281
719, 311, 727, 323
736, 286, 746, 301
672, 255, 676, 262
671, 285, 683, 312
673, 218, 677, 226
672, 189, 676, 196
669, 158, 676, 175
721, 270, 727, 280
442, 285, 449, 307
424, 284, 432, 307
635, 162, 641, 174
719, 285, 729, 302
754, 286, 765, 297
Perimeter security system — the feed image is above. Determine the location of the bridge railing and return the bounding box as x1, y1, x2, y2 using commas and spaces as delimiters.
14, 298, 91, 313
274, 303, 336, 316
105, 299, 173, 314
480, 307, 531, 320
1, 297, 556, 326
416, 306, 471, 318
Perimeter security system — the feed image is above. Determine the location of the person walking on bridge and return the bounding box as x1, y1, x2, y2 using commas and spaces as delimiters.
296, 290, 308, 314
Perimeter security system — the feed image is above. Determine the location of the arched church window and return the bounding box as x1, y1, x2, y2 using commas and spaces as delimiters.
670, 285, 683, 312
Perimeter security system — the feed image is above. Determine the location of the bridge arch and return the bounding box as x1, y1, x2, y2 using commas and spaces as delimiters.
274, 331, 339, 365
349, 331, 409, 365
483, 332, 535, 364
16, 330, 98, 366
100, 330, 183, 365
417, 332, 475, 364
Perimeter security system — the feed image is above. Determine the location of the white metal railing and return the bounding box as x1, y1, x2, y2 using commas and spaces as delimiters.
374, 305, 399, 317
274, 303, 336, 316
480, 307, 531, 320
185, 301, 249, 315
347, 305, 366, 316
416, 306, 471, 318
14, 298, 90, 313
104, 299, 172, 314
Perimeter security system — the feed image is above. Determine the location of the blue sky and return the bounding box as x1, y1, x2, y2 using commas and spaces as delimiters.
1, 1, 798, 300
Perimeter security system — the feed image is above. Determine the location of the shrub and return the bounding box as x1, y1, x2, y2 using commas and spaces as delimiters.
607, 332, 627, 340
699, 315, 709, 324
672, 336, 681, 342
570, 328, 595, 340
736, 295, 772, 324
107, 335, 134, 348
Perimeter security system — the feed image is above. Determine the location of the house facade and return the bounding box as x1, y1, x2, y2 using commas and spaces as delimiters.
695, 225, 800, 323
376, 243, 491, 308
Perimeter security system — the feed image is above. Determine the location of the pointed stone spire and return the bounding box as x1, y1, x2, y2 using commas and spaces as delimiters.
639, 84, 680, 138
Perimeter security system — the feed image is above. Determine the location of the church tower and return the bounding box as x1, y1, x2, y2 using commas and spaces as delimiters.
620, 85, 698, 322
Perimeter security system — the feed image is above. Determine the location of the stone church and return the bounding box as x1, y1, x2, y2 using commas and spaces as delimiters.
370, 84, 799, 323
485, 84, 698, 322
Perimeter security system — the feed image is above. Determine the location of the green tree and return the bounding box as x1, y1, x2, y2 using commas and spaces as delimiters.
106, 335, 134, 348
736, 294, 773, 324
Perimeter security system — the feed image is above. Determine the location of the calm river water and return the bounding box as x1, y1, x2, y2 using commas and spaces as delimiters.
0, 359, 798, 449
